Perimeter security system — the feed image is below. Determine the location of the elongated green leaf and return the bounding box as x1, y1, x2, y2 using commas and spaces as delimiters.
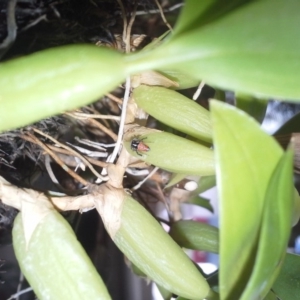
0, 45, 125, 132
196, 175, 216, 194
127, 0, 300, 99
240, 149, 294, 300
210, 100, 283, 300
292, 189, 300, 226
272, 253, 300, 299
189, 195, 214, 213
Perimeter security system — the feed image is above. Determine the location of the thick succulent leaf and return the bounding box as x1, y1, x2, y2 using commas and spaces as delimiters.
13, 212, 111, 300
169, 220, 219, 253
124, 131, 215, 176
210, 100, 283, 299
112, 195, 211, 300
133, 86, 212, 143
272, 253, 300, 299
127, 0, 300, 99
0, 45, 125, 131
240, 149, 294, 300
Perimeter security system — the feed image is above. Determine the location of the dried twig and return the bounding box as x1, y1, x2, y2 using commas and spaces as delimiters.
52, 147, 108, 168
125, 1, 138, 53
117, 0, 128, 44
75, 137, 116, 149
131, 166, 159, 191
7, 287, 33, 300
106, 93, 123, 105
44, 154, 60, 185
193, 81, 205, 100
33, 128, 108, 181
26, 133, 89, 186
65, 112, 118, 141
154, 0, 173, 32
0, 0, 17, 58
107, 77, 131, 163
65, 111, 120, 121
136, 2, 183, 15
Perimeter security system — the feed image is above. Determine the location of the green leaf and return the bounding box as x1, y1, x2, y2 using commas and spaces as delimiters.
210, 100, 283, 299
165, 173, 188, 188
196, 175, 216, 194
0, 45, 125, 131
189, 195, 214, 213
133, 86, 212, 143
263, 290, 278, 300
275, 111, 300, 135
169, 220, 219, 253
172, 0, 214, 36
124, 130, 215, 176
155, 284, 173, 300
112, 195, 211, 299
240, 149, 294, 300
292, 189, 300, 226
158, 70, 200, 89
235, 94, 268, 123
127, 0, 300, 99
272, 253, 300, 299
13, 212, 111, 300
173, 0, 253, 37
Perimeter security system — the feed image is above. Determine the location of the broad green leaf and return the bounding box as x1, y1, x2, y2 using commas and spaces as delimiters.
275, 111, 300, 135
240, 149, 294, 300
272, 253, 300, 299
0, 45, 125, 132
173, 0, 253, 37
214, 89, 226, 102
158, 70, 200, 89
235, 94, 268, 123
210, 100, 283, 300
172, 0, 213, 36
263, 290, 278, 300
127, 0, 300, 99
